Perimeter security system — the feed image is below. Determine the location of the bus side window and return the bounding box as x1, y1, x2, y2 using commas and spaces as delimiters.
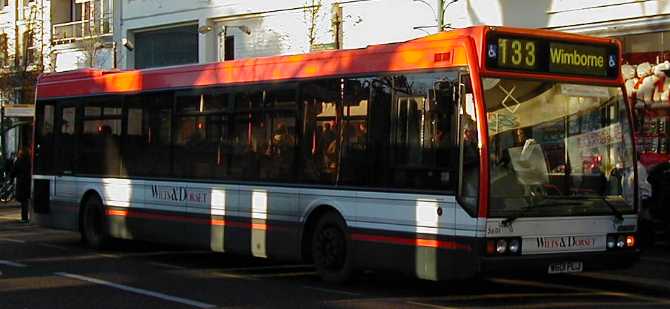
300, 79, 342, 185
229, 89, 264, 181
124, 93, 172, 178
262, 87, 298, 182
55, 105, 78, 174
457, 74, 480, 216
35, 103, 55, 175
340, 78, 371, 186
387, 72, 460, 192
79, 97, 122, 176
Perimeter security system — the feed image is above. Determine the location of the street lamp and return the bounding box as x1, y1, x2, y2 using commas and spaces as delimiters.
413, 0, 459, 32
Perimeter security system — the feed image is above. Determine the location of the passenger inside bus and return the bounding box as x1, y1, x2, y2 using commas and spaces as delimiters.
266, 122, 296, 180
319, 121, 338, 178
491, 127, 549, 202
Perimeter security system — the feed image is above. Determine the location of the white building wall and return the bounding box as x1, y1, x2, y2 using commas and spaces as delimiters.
340, 0, 435, 49
119, 0, 311, 68
117, 0, 670, 69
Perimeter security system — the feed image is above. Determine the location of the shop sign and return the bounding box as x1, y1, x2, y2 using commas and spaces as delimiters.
3, 104, 35, 117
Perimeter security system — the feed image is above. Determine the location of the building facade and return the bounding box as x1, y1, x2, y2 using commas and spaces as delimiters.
115, 1, 670, 70
0, 0, 50, 156
50, 0, 115, 72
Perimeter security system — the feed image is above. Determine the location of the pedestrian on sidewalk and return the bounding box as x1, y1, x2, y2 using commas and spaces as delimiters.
12, 147, 31, 223
5, 152, 15, 178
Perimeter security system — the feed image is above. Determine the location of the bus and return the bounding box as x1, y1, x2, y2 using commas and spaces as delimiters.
32, 25, 638, 282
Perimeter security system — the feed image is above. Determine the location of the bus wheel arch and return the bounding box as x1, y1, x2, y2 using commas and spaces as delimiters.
79, 190, 108, 249
302, 205, 353, 283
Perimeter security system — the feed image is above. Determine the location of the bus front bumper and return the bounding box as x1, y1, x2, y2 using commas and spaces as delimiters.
480, 250, 638, 275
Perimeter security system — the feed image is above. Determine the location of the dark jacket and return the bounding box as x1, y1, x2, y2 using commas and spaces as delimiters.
12, 156, 31, 202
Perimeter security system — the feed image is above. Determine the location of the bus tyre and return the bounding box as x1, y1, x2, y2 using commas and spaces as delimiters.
312, 212, 353, 283
81, 196, 107, 249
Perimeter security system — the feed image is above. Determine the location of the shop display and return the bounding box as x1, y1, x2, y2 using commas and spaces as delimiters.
623, 61, 670, 166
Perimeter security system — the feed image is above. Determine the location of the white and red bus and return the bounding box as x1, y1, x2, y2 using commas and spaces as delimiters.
32, 26, 638, 282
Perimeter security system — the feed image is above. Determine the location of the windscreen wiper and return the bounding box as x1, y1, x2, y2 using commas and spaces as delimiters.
567, 196, 623, 221
502, 205, 533, 226
501, 200, 581, 226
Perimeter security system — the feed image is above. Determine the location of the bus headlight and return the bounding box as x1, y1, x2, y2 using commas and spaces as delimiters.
607, 233, 636, 250
496, 239, 507, 254
508, 239, 520, 253
485, 237, 522, 256
617, 235, 626, 248
606, 236, 616, 249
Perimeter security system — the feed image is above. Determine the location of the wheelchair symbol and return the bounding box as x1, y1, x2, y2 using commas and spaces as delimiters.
488, 44, 497, 59
608, 55, 616, 68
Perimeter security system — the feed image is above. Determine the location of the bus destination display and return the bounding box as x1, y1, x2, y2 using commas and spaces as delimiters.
486, 35, 619, 78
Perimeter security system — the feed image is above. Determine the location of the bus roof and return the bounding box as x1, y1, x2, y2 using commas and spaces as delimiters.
36, 25, 620, 99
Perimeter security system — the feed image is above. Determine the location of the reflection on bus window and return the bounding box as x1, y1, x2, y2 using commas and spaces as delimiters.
485, 79, 636, 218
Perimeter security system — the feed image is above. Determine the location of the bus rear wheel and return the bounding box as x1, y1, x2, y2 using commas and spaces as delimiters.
312, 212, 353, 283
81, 196, 108, 249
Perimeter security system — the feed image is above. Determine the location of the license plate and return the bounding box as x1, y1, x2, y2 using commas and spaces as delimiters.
548, 261, 583, 274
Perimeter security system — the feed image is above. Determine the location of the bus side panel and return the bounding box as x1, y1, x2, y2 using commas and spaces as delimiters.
182, 185, 238, 252
32, 177, 81, 232
228, 189, 301, 260
351, 229, 479, 280
32, 198, 80, 232
106, 207, 187, 244
101, 181, 187, 244
348, 194, 479, 280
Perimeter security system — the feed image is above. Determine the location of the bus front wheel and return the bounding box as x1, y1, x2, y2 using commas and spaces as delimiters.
81, 195, 108, 249
312, 212, 353, 283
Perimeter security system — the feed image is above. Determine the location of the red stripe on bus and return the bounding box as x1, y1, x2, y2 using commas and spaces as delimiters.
251, 223, 267, 231
106, 209, 128, 216
351, 233, 471, 251
105, 209, 265, 229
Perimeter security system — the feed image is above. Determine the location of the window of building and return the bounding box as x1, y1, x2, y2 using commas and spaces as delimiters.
135, 24, 199, 69
23, 31, 35, 65
224, 36, 234, 60
0, 34, 7, 67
